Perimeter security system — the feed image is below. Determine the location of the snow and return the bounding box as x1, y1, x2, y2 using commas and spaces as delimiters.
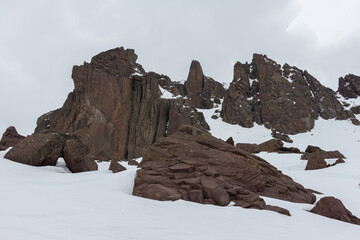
1, 107, 360, 239
159, 86, 177, 99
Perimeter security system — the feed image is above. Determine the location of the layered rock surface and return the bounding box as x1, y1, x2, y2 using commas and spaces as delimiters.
133, 125, 316, 213
221, 54, 351, 134
35, 47, 209, 160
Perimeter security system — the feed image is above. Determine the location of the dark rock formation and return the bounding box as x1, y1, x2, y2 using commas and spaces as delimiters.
225, 137, 234, 146
271, 130, 293, 143
305, 145, 323, 153
109, 160, 126, 173
0, 126, 25, 150
4, 131, 98, 173
305, 151, 327, 170
5, 131, 65, 166
128, 159, 139, 166
35, 47, 209, 160
236, 139, 283, 153
221, 54, 350, 134
185, 60, 225, 109
310, 197, 360, 225
133, 125, 316, 214
301, 150, 345, 160
338, 74, 360, 99
63, 136, 98, 173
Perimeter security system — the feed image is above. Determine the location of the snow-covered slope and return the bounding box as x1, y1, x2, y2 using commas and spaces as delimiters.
1, 109, 360, 239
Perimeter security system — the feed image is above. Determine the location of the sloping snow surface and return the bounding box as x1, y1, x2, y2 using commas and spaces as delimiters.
1, 109, 360, 239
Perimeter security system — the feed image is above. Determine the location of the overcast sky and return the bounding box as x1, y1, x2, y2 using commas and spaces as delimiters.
0, 0, 359, 135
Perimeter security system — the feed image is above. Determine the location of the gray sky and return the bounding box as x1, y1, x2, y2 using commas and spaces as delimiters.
1, 0, 359, 135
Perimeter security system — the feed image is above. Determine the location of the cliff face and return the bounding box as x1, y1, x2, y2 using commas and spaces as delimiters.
35, 47, 209, 159
35, 47, 358, 159
221, 54, 352, 134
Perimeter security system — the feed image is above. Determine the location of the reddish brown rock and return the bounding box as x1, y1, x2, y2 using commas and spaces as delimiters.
258, 139, 283, 152
185, 60, 225, 109
235, 143, 260, 153
0, 126, 25, 150
225, 137, 235, 146
4, 131, 97, 173
305, 145, 322, 153
301, 150, 345, 160
4, 131, 65, 166
133, 125, 316, 214
221, 54, 350, 134
35, 47, 209, 160
305, 151, 327, 170
109, 160, 126, 173
128, 159, 139, 166
236, 139, 283, 153
338, 74, 360, 99
63, 136, 98, 173
310, 197, 360, 225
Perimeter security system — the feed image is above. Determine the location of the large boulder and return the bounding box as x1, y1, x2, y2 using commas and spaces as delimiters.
4, 131, 97, 173
305, 151, 327, 170
310, 197, 360, 225
63, 136, 98, 173
133, 125, 316, 214
4, 131, 65, 166
185, 60, 225, 109
0, 126, 25, 150
221, 54, 350, 134
109, 160, 126, 173
35, 48, 209, 160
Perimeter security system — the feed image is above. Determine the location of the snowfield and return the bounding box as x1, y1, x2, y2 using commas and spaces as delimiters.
1, 113, 360, 239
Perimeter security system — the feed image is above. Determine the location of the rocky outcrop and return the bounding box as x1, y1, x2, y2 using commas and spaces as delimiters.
35, 47, 209, 160
109, 160, 126, 173
310, 197, 360, 225
4, 131, 98, 173
185, 60, 225, 109
133, 125, 316, 214
338, 74, 360, 99
221, 54, 350, 134
0, 126, 25, 150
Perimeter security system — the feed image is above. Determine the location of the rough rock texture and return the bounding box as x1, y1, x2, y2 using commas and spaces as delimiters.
236, 139, 283, 153
185, 60, 225, 109
63, 136, 98, 173
225, 137, 234, 146
301, 150, 345, 160
35, 47, 209, 160
221, 54, 350, 134
305, 151, 327, 170
4, 131, 98, 173
338, 74, 360, 99
133, 125, 316, 213
0, 126, 25, 150
4, 131, 65, 166
271, 130, 293, 143
109, 160, 126, 173
310, 197, 360, 225
305, 145, 323, 153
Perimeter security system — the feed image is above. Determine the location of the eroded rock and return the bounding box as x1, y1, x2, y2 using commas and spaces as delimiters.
0, 126, 25, 150
109, 160, 126, 173
133, 125, 316, 214
310, 197, 360, 225
35, 48, 209, 160
221, 54, 350, 134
